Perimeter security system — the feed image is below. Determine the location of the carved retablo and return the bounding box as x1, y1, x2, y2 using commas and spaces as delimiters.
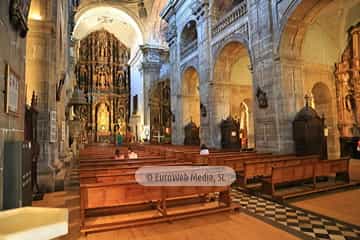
335, 23, 360, 138
75, 29, 131, 143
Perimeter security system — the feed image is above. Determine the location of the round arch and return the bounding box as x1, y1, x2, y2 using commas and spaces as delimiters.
212, 36, 254, 70
181, 66, 201, 128
211, 40, 255, 148
74, 3, 145, 38
180, 20, 198, 48
275, 0, 328, 56
73, 5, 144, 59
277, 0, 360, 156
277, 0, 360, 58
311, 82, 337, 157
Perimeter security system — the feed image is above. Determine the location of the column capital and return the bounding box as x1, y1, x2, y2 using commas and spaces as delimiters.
140, 44, 169, 65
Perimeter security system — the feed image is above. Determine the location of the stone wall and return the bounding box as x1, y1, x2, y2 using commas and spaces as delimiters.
0, 1, 27, 209
26, 0, 73, 192
161, 0, 360, 155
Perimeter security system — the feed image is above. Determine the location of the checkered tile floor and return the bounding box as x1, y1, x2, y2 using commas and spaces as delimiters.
231, 188, 360, 240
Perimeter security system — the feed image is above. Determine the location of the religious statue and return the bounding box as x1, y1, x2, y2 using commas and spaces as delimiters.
97, 103, 110, 134
116, 68, 123, 87
78, 65, 87, 87
100, 73, 106, 88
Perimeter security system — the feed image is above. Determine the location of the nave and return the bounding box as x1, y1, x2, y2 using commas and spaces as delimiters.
1, 0, 360, 239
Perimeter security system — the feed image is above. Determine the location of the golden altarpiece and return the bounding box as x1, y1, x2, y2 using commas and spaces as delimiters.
149, 80, 172, 143
76, 30, 131, 143
335, 23, 360, 156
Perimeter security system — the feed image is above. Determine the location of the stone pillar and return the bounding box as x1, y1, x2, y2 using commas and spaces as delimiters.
26, 19, 58, 192
139, 45, 168, 136
248, 0, 290, 153
164, 17, 182, 145
26, 0, 72, 192
193, 0, 213, 147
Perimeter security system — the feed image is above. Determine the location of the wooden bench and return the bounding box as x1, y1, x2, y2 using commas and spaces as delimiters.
315, 158, 350, 184
242, 155, 319, 185
79, 162, 200, 184
79, 158, 184, 169
263, 163, 315, 195
80, 181, 235, 233
262, 158, 350, 196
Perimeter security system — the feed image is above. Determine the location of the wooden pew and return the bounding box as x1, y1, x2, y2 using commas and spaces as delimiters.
315, 158, 350, 184
242, 155, 319, 185
263, 163, 315, 194
79, 156, 169, 166
79, 162, 200, 184
78, 160, 188, 177
80, 182, 234, 233
79, 158, 184, 169
78, 144, 266, 233
262, 158, 351, 195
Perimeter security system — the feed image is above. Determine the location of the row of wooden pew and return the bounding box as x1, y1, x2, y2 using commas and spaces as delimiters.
78, 144, 351, 233
78, 145, 237, 233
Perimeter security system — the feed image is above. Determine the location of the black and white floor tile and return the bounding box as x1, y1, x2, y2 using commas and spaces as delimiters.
231, 188, 360, 240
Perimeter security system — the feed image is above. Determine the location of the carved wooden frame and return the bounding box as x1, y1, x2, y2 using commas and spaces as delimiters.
4, 63, 20, 116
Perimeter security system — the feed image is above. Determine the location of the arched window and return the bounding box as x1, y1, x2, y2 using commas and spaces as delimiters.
180, 21, 198, 58
212, 0, 246, 20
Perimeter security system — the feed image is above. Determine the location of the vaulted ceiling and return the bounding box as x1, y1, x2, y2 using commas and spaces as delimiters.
73, 0, 168, 55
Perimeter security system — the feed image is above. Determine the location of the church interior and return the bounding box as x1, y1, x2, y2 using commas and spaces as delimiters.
0, 0, 360, 239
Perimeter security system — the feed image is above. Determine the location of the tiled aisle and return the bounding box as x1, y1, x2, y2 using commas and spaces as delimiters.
231, 188, 360, 240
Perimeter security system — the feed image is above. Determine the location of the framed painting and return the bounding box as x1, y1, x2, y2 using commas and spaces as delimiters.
9, 0, 32, 37
5, 64, 20, 115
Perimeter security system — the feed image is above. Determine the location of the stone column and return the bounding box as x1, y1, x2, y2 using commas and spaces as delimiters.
164, 17, 182, 145
26, 19, 58, 192
248, 0, 291, 153
139, 45, 168, 136
193, 0, 213, 147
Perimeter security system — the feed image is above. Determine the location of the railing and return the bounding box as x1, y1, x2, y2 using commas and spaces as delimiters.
180, 40, 198, 59
212, 0, 248, 37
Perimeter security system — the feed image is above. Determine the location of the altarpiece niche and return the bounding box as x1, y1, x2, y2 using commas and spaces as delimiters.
75, 30, 131, 143
149, 80, 172, 143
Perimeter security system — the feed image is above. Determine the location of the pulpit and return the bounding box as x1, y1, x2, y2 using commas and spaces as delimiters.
184, 121, 200, 145
221, 116, 241, 150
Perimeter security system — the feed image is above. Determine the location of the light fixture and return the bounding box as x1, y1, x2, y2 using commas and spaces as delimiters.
138, 1, 147, 18
30, 13, 42, 21
68, 87, 88, 120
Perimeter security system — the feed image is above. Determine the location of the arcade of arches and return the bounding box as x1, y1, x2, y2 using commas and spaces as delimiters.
0, 0, 360, 239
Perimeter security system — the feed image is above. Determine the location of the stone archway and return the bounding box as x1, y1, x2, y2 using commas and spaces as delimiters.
277, 0, 360, 155
180, 20, 198, 58
182, 66, 201, 129
211, 41, 255, 148
311, 82, 337, 157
